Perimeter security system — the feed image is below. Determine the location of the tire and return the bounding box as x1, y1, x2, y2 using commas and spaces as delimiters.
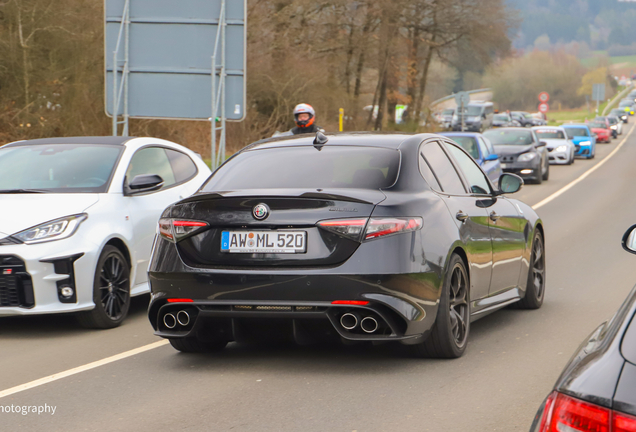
412, 254, 470, 359
516, 230, 545, 310
77, 245, 131, 329
542, 159, 549, 181
169, 338, 228, 353
590, 146, 596, 159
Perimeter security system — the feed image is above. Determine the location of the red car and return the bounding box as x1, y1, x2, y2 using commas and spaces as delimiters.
587, 121, 612, 143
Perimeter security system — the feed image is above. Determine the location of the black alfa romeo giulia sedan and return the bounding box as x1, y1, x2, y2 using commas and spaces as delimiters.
148, 132, 545, 358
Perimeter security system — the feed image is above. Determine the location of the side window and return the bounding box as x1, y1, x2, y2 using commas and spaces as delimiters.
477, 137, 490, 157
126, 147, 176, 189
443, 142, 492, 195
419, 153, 441, 191
420, 142, 466, 195
166, 149, 198, 183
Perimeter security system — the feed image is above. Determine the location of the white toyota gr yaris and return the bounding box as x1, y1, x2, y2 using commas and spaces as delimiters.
0, 136, 211, 328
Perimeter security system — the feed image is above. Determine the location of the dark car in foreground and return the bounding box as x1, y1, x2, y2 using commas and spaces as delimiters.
148, 132, 545, 359
529, 226, 636, 431
483, 128, 549, 184
437, 132, 502, 186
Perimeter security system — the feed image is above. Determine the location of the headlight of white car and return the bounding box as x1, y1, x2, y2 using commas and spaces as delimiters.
556, 145, 568, 152
12, 214, 88, 244
579, 140, 591, 146
517, 152, 537, 162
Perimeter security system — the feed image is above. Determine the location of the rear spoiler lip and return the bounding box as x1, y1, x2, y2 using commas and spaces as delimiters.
176, 188, 387, 206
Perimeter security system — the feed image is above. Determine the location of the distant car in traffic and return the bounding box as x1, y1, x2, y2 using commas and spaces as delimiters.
436, 108, 454, 129
610, 108, 629, 124
492, 113, 520, 128
437, 132, 503, 185
148, 132, 545, 358
0, 137, 212, 328
532, 126, 576, 165
483, 128, 549, 184
562, 124, 596, 159
529, 226, 636, 432
596, 115, 622, 137
510, 111, 546, 127
587, 120, 612, 143
618, 99, 635, 116
451, 101, 494, 132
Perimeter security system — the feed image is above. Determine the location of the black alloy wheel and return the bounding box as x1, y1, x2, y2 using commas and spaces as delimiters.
412, 254, 470, 358
516, 231, 545, 309
542, 157, 550, 181
77, 245, 131, 329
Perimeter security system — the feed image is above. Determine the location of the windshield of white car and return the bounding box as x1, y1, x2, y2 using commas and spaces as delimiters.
564, 127, 590, 138
483, 130, 534, 146
0, 144, 122, 193
535, 130, 565, 139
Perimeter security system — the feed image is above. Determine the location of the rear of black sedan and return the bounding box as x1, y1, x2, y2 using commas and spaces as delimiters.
148, 132, 542, 358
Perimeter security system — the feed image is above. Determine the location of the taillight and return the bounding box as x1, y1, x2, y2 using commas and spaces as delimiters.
158, 218, 209, 242
317, 218, 368, 241
364, 217, 422, 240
317, 217, 422, 242
536, 391, 636, 432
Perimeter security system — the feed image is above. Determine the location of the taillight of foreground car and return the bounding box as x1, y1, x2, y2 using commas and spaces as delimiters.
536, 391, 636, 432
159, 218, 209, 242
317, 217, 422, 242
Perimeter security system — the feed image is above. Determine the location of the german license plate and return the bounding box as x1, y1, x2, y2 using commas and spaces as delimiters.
221, 231, 307, 253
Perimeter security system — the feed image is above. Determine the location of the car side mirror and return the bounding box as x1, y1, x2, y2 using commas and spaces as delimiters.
126, 174, 164, 195
537, 141, 547, 147
622, 225, 636, 254
495, 173, 523, 195
485, 153, 499, 161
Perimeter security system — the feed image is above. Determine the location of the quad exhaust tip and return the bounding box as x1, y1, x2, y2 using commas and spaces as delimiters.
176, 310, 190, 326
163, 313, 177, 329
340, 313, 358, 330
360, 317, 379, 334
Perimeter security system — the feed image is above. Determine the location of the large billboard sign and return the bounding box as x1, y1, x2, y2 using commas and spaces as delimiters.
105, 0, 246, 121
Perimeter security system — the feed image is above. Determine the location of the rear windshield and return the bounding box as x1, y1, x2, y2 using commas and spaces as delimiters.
483, 129, 533, 146
564, 127, 590, 138
446, 136, 479, 159
535, 129, 565, 139
457, 106, 483, 116
202, 146, 400, 191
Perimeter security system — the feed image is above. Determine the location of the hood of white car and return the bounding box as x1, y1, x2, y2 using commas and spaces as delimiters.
541, 139, 569, 149
0, 194, 99, 238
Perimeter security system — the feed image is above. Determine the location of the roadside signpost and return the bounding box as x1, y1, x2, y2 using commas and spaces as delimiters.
105, 0, 246, 169
538, 92, 550, 103
592, 83, 606, 114
538, 103, 549, 114
454, 91, 470, 131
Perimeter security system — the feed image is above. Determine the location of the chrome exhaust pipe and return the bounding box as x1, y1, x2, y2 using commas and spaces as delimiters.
340, 312, 359, 330
360, 316, 379, 334
163, 313, 176, 329
176, 310, 190, 327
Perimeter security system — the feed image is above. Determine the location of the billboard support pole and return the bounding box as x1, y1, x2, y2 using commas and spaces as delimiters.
211, 0, 226, 170
111, 0, 130, 136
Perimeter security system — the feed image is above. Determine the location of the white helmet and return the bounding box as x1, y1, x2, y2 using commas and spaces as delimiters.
293, 103, 316, 128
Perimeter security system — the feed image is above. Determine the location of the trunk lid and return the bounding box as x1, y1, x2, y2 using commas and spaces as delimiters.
171, 189, 386, 268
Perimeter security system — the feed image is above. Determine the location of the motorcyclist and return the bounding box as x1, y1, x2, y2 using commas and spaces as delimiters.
290, 103, 323, 135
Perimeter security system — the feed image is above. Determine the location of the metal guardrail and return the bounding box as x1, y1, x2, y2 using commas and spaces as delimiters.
430, 88, 493, 110
602, 84, 634, 116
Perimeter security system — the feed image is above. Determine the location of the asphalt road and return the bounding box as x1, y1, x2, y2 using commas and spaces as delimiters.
2, 128, 636, 431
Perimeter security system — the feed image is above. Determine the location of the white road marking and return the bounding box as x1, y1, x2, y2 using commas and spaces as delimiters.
0, 340, 169, 399
533, 121, 636, 210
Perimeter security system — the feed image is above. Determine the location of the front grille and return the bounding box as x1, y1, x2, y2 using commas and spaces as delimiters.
0, 256, 34, 308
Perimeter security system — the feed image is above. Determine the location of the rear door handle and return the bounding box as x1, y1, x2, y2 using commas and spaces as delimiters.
456, 211, 468, 222
489, 211, 500, 222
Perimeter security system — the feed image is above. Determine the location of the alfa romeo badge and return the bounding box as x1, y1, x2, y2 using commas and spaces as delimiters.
253, 203, 269, 220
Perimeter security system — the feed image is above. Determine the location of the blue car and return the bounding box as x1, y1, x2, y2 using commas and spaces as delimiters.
438, 132, 502, 186
562, 124, 596, 159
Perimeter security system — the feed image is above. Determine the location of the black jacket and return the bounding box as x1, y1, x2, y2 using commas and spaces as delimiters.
290, 124, 323, 135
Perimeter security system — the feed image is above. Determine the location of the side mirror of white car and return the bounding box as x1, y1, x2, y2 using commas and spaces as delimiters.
126, 174, 164, 195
